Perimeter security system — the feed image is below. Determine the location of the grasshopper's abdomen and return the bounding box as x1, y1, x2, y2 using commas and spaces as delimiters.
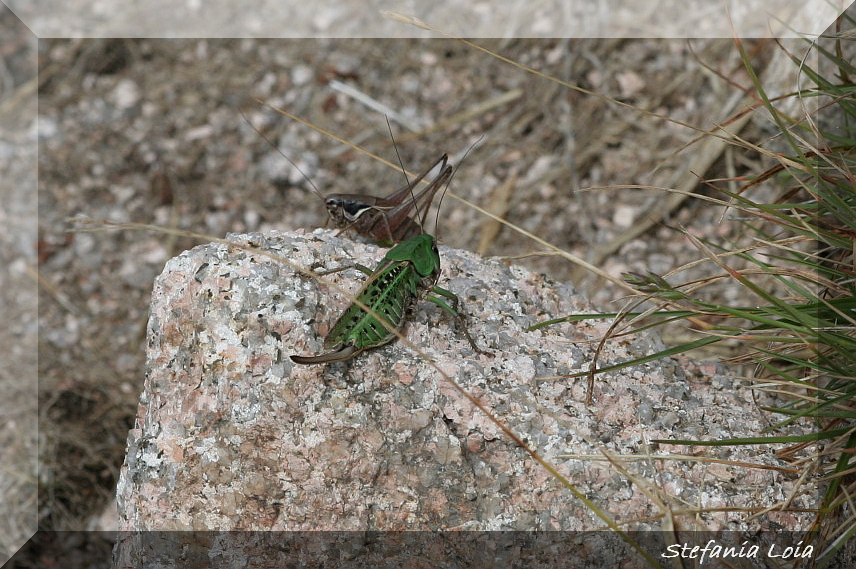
324, 260, 432, 352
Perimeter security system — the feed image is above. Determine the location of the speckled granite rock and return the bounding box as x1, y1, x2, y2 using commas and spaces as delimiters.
115, 229, 815, 535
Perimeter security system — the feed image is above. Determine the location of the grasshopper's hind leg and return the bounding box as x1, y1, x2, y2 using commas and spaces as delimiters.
426, 286, 492, 357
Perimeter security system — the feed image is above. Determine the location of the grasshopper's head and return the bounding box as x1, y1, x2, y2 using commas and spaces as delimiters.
385, 233, 440, 277
325, 195, 373, 225
324, 197, 347, 226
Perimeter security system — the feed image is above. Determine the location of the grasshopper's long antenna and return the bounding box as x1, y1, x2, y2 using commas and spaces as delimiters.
434, 136, 483, 241
385, 116, 424, 235
240, 109, 326, 201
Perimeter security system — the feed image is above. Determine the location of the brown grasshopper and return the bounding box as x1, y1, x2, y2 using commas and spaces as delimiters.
323, 153, 448, 246
244, 110, 446, 246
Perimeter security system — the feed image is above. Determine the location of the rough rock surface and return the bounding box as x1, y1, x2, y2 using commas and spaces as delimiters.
116, 229, 816, 534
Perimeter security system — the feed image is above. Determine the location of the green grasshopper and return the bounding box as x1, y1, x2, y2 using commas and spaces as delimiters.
244, 110, 446, 246
290, 158, 489, 364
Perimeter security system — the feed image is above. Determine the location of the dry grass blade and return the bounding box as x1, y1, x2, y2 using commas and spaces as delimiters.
477, 169, 517, 256
329, 79, 424, 132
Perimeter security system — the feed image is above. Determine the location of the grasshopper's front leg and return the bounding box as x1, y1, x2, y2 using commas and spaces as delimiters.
425, 286, 492, 357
